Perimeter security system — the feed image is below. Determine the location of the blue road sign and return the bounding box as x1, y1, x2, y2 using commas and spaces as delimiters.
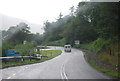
6, 50, 14, 54
6, 49, 20, 56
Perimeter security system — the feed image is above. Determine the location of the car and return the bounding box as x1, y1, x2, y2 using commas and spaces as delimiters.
64, 45, 71, 52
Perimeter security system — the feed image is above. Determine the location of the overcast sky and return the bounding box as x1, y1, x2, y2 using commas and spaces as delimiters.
0, 0, 87, 33
0, 0, 85, 24
0, 0, 119, 34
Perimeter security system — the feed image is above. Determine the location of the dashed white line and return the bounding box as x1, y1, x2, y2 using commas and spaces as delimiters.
7, 77, 11, 79
6, 66, 29, 79
12, 73, 16, 76
63, 72, 68, 79
25, 67, 28, 69
61, 64, 68, 80
7, 73, 16, 79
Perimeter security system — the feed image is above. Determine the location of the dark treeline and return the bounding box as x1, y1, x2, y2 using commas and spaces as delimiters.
1, 22, 43, 57
2, 22, 43, 45
42, 2, 119, 46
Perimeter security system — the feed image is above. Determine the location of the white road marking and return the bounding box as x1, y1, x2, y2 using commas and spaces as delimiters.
61, 64, 68, 80
7, 73, 16, 79
63, 72, 68, 80
61, 72, 64, 79
6, 67, 28, 79
22, 66, 28, 70
7, 77, 11, 79
12, 73, 16, 76
25, 67, 28, 69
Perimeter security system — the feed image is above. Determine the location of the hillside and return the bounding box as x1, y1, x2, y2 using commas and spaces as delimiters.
41, 2, 119, 78
0, 14, 44, 34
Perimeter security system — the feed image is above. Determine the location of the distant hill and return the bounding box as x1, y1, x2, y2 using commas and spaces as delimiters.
0, 14, 44, 34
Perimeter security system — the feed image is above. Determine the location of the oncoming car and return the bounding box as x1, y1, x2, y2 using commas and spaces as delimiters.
64, 45, 71, 52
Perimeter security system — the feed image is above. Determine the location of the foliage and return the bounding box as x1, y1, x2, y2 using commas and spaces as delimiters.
89, 57, 119, 78
2, 22, 43, 57
42, 15, 73, 44
37, 46, 49, 49
2, 42, 14, 57
15, 43, 35, 56
2, 22, 30, 45
81, 38, 120, 78
47, 38, 66, 46
2, 22, 43, 46
2, 50, 62, 68
81, 38, 109, 53
38, 50, 62, 58
42, 2, 119, 46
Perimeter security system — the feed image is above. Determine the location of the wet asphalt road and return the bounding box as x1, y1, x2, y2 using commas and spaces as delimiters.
1, 46, 110, 79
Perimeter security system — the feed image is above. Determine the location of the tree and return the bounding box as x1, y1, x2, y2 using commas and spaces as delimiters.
41, 2, 118, 46
56, 13, 63, 20
69, 6, 74, 16
5, 22, 31, 45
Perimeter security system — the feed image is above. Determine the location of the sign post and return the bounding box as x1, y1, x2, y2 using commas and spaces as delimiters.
74, 40, 80, 48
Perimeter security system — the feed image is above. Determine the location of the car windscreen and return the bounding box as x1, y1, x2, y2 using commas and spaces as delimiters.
65, 46, 70, 48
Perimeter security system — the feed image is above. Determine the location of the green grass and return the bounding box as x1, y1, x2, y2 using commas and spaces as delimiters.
81, 38, 109, 53
39, 50, 62, 59
2, 50, 62, 68
83, 50, 119, 78
47, 38, 66, 46
89, 59, 119, 78
37, 46, 49, 49
80, 37, 120, 78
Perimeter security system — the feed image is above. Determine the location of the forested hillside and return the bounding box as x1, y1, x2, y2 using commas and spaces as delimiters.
1, 22, 43, 57
42, 2, 119, 45
42, 2, 119, 77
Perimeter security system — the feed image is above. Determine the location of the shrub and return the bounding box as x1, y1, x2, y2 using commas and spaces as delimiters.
15, 43, 35, 56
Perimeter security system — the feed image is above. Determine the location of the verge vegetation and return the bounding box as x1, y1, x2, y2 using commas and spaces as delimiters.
41, 2, 119, 78
2, 50, 62, 68
81, 38, 120, 78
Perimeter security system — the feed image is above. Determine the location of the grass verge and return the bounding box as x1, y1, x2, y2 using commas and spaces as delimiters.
83, 49, 120, 78
47, 38, 66, 46
2, 50, 62, 68
89, 59, 119, 78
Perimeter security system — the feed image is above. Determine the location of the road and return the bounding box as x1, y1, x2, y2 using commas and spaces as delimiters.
1, 46, 111, 79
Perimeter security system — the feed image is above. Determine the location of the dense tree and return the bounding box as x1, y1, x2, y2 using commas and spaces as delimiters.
42, 2, 119, 46
2, 22, 43, 56
42, 15, 73, 44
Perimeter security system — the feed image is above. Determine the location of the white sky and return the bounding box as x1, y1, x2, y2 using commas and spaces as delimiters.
0, 0, 84, 24
0, 0, 90, 33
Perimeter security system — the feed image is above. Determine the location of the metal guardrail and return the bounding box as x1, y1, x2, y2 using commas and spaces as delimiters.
0, 56, 40, 60
0, 56, 48, 68
0, 55, 48, 61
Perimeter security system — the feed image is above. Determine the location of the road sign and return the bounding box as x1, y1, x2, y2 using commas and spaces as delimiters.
75, 40, 80, 45
23, 40, 27, 44
6, 50, 14, 54
6, 49, 20, 56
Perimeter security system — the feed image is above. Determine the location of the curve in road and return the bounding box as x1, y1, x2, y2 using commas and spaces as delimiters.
1, 46, 111, 79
